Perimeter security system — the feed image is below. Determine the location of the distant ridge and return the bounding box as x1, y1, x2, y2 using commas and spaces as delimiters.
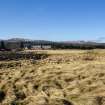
1, 37, 105, 50
7, 38, 32, 42
0, 37, 105, 44
6, 38, 53, 42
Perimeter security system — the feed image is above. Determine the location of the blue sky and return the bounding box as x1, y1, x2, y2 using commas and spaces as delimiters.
0, 0, 105, 41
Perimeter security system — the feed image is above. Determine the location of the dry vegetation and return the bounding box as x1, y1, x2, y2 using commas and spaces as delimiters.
0, 50, 105, 105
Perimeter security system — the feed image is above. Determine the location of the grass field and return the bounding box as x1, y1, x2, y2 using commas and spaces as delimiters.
0, 50, 105, 105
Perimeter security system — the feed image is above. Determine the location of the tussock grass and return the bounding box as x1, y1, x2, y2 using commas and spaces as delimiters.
0, 90, 6, 103
0, 50, 105, 105
0, 51, 48, 61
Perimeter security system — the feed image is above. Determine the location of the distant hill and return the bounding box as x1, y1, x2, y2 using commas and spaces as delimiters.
7, 38, 32, 42
1, 37, 105, 44
7, 38, 53, 43
1, 37, 105, 50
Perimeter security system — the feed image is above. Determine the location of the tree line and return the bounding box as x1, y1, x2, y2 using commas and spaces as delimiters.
0, 40, 105, 50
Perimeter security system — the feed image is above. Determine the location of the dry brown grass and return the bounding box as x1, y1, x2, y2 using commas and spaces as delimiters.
0, 50, 105, 105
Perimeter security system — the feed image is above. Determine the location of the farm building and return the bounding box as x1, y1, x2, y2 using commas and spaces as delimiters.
31, 45, 51, 50
4, 41, 22, 50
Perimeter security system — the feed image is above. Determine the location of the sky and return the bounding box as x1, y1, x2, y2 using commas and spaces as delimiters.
0, 0, 105, 41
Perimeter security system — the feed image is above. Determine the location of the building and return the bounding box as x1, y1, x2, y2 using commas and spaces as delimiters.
4, 41, 21, 50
